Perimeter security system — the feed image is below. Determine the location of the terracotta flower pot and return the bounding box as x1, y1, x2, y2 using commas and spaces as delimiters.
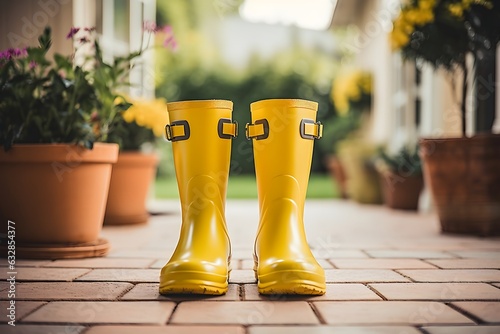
0, 143, 118, 258
326, 156, 349, 199
379, 171, 423, 211
104, 152, 159, 225
420, 135, 500, 235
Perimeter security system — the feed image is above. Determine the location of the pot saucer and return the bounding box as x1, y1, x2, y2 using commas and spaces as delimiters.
3, 238, 110, 259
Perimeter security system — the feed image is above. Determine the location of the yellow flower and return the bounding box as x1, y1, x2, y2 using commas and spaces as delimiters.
123, 97, 168, 137
390, 0, 437, 51
390, 28, 410, 50
331, 70, 372, 116
122, 109, 134, 123
448, 4, 464, 17
449, 0, 492, 17
419, 0, 435, 10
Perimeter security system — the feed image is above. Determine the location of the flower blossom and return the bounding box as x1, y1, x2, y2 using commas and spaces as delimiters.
66, 27, 80, 39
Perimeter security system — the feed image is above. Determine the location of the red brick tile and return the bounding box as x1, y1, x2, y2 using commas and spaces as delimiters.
318, 259, 334, 269
243, 283, 381, 301
171, 301, 319, 325
85, 325, 245, 334
107, 250, 170, 259
23, 301, 175, 324
241, 259, 332, 270
11, 260, 51, 267
314, 249, 369, 259
452, 302, 500, 323
76, 269, 159, 282
332, 259, 436, 269
325, 270, 409, 283
0, 281, 10, 292
244, 258, 333, 270
366, 250, 455, 259
370, 283, 500, 300
0, 324, 85, 334
150, 259, 167, 269
0, 268, 90, 281
229, 270, 257, 283
313, 301, 473, 325
426, 259, 500, 269
248, 325, 422, 334
0, 301, 45, 322
121, 283, 239, 301
231, 249, 253, 260
10, 282, 132, 301
422, 326, 500, 334
398, 269, 500, 282
241, 259, 255, 270
449, 251, 500, 259
45, 258, 154, 269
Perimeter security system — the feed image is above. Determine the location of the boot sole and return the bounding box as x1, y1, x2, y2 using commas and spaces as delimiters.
256, 270, 326, 295
159, 272, 228, 295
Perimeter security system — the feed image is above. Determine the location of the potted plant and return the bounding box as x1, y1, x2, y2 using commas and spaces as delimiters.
64, 23, 174, 226
0, 27, 127, 258
320, 113, 362, 199
104, 97, 168, 225
375, 146, 424, 210
391, 0, 500, 234
328, 70, 381, 203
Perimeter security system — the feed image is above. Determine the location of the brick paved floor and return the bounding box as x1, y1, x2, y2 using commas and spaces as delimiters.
1, 199, 500, 333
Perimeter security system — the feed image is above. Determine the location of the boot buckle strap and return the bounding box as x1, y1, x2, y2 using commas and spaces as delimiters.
300, 119, 323, 140
245, 119, 269, 140
218, 119, 238, 139
165, 120, 190, 142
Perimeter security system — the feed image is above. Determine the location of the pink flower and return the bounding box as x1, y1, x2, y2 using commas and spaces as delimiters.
66, 27, 80, 39
0, 51, 9, 60
163, 36, 177, 50
143, 21, 157, 33
0, 48, 28, 60
29, 61, 37, 69
161, 26, 177, 50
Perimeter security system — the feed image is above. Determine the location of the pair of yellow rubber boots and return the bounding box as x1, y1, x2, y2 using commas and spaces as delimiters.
159, 99, 325, 295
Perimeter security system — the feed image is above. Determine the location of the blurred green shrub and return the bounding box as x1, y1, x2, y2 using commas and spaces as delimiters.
156, 58, 335, 174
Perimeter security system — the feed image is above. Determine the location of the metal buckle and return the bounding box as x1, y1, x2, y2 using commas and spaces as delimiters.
300, 119, 322, 140
165, 120, 190, 142
245, 119, 269, 140
218, 118, 238, 139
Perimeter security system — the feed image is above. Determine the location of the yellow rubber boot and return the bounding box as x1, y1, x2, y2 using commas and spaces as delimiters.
160, 100, 237, 295
246, 99, 326, 295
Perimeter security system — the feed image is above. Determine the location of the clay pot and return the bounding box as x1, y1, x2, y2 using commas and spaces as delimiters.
104, 152, 158, 225
0, 143, 118, 258
379, 171, 423, 211
326, 156, 349, 199
420, 135, 500, 235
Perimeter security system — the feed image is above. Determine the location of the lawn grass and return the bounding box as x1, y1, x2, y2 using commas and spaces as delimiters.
155, 174, 339, 199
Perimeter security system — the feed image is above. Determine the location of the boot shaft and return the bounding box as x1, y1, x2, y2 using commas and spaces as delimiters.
247, 99, 323, 208
166, 100, 237, 212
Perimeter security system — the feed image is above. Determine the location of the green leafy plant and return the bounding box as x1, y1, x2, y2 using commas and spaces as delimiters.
375, 145, 422, 177
391, 0, 500, 135
318, 112, 361, 155
0, 27, 105, 150
0, 23, 175, 151
67, 23, 174, 151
